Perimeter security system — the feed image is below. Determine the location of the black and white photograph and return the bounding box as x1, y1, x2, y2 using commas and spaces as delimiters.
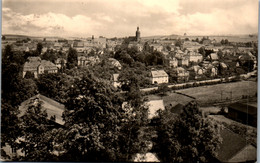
1, 0, 258, 162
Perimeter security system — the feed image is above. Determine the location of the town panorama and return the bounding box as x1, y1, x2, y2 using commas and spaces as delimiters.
1, 0, 258, 162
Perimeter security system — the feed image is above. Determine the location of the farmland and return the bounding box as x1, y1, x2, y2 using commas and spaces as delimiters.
146, 80, 257, 107
176, 80, 257, 106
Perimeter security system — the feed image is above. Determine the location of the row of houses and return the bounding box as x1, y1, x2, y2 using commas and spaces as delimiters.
23, 57, 58, 78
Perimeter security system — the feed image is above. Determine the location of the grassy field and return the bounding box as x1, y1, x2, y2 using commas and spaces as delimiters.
146, 92, 194, 107
176, 81, 257, 106
146, 81, 257, 107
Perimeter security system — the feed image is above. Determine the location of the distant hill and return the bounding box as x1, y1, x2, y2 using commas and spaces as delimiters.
2, 34, 67, 41
142, 34, 180, 40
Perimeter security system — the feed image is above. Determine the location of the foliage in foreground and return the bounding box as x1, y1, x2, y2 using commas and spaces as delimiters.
153, 101, 222, 163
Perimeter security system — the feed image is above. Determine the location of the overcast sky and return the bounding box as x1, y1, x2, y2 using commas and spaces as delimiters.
2, 0, 259, 38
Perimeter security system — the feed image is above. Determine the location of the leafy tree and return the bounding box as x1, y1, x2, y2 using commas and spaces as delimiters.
114, 49, 134, 65
41, 49, 58, 63
154, 101, 222, 163
59, 73, 149, 161
198, 46, 206, 58
217, 50, 224, 60
158, 83, 169, 96
2, 45, 37, 106
24, 71, 35, 79
1, 102, 21, 158
175, 38, 183, 47
88, 49, 96, 56
37, 73, 72, 103
36, 42, 43, 55
66, 48, 78, 69
18, 99, 58, 161
144, 51, 165, 66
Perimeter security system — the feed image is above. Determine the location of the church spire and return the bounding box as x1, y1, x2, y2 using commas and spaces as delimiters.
136, 26, 140, 42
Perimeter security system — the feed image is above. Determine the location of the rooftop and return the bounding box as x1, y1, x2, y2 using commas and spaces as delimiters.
18, 94, 65, 125
151, 70, 168, 78
228, 102, 257, 115
216, 128, 256, 162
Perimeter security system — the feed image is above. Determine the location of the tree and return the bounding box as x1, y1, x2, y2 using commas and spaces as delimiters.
18, 99, 59, 161
154, 101, 222, 163
66, 48, 78, 69
175, 38, 183, 47
36, 42, 43, 55
58, 73, 149, 161
198, 46, 206, 58
24, 71, 35, 79
36, 73, 72, 103
158, 83, 169, 96
2, 45, 37, 107
1, 102, 21, 158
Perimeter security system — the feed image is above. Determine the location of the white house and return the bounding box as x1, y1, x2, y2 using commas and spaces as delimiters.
23, 57, 58, 78
169, 57, 178, 68
151, 70, 169, 84
187, 51, 203, 63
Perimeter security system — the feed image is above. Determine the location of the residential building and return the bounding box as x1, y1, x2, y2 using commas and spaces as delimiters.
177, 57, 189, 67
128, 42, 143, 51
186, 51, 203, 63
150, 44, 163, 52
191, 65, 204, 75
214, 128, 256, 162
108, 58, 122, 70
78, 56, 100, 67
151, 70, 169, 84
168, 57, 178, 68
207, 53, 219, 61
73, 42, 85, 53
2, 94, 65, 159
174, 67, 189, 82
23, 57, 58, 78
55, 58, 67, 69
53, 42, 63, 51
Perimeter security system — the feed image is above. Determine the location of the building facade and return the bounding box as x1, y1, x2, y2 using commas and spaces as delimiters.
151, 70, 169, 84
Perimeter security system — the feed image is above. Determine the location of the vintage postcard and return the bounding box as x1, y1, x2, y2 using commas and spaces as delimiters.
1, 0, 258, 162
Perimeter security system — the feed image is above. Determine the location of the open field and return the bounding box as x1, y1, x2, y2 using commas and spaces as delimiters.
146, 92, 194, 107
176, 81, 257, 106
146, 80, 257, 107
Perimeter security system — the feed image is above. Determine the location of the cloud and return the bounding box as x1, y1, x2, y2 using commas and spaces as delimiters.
2, 8, 101, 37
2, 0, 258, 37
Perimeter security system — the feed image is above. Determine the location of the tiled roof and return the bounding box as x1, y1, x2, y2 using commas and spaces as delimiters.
151, 70, 168, 78
216, 128, 256, 162
209, 53, 219, 60
18, 94, 65, 125
23, 59, 57, 71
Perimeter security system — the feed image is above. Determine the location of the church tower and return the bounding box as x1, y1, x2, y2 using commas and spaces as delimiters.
136, 26, 140, 42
